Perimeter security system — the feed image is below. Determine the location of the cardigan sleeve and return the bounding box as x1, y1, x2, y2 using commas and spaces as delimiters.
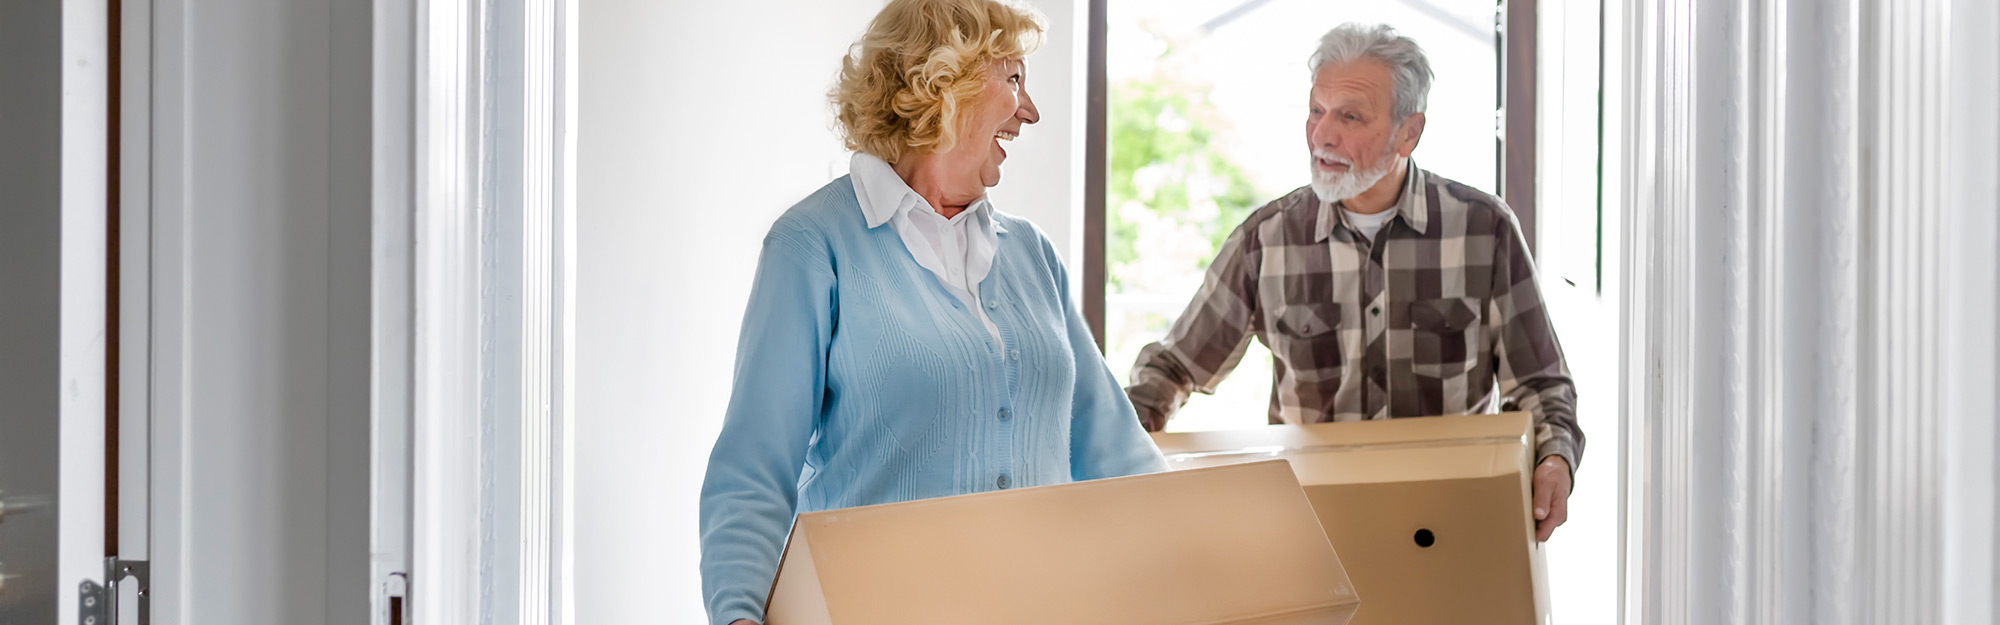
699, 228, 836, 625
1037, 234, 1169, 481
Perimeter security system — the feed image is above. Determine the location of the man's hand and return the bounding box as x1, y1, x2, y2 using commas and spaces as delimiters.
1531, 456, 1571, 542
1136, 405, 1168, 432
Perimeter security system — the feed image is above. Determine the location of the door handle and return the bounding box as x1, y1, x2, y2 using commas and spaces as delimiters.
0, 491, 54, 524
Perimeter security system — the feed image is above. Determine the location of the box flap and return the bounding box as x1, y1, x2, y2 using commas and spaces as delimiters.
764, 524, 831, 625
1150, 413, 1533, 485
764, 460, 1360, 625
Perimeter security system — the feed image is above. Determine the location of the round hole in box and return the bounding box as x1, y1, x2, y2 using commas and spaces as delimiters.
1414, 528, 1436, 548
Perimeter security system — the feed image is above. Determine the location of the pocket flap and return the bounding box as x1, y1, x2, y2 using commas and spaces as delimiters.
1408, 297, 1480, 332
1274, 303, 1341, 338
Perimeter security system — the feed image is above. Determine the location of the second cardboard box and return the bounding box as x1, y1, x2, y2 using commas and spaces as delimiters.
1150, 412, 1550, 625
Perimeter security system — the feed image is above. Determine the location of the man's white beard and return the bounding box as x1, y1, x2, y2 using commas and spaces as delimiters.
1309, 147, 1396, 204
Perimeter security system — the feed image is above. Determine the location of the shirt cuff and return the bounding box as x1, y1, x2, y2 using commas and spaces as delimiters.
1124, 379, 1185, 421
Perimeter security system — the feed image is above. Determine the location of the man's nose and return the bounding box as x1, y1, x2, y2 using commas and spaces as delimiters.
1310, 119, 1338, 150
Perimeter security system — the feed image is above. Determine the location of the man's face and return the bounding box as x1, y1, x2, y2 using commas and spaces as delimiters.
1304, 59, 1422, 203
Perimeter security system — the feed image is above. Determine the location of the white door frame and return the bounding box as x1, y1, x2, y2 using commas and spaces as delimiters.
1, 1, 113, 622
60, 2, 111, 623
401, 0, 577, 622
372, 0, 418, 622
125, 0, 571, 621
140, 0, 378, 622
1939, 0, 2000, 619
141, 0, 380, 619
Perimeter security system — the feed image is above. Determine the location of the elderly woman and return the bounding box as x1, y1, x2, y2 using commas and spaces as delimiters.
697, 1, 1166, 624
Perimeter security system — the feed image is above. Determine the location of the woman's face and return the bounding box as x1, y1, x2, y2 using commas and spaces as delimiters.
935, 57, 1040, 192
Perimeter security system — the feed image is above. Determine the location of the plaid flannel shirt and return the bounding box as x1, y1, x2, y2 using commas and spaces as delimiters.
1125, 164, 1584, 473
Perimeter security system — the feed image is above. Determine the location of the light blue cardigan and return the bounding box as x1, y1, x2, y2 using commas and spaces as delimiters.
698, 177, 1168, 625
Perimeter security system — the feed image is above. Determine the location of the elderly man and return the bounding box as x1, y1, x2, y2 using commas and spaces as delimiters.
1125, 23, 1583, 541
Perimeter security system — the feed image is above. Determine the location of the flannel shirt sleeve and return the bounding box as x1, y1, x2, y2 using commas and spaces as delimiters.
1487, 208, 1584, 479
1125, 216, 1264, 424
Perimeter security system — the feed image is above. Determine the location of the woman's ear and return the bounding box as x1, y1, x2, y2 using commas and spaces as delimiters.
1397, 112, 1427, 157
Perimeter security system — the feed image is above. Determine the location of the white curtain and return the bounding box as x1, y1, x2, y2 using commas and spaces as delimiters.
1616, 0, 2000, 623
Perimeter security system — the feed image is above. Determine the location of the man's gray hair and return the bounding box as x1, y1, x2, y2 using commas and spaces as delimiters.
1307, 23, 1434, 122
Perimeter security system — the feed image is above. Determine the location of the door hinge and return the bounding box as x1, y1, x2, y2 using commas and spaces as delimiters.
386, 572, 409, 625
79, 557, 149, 625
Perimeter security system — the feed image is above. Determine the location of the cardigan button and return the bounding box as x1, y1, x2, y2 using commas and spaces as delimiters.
996, 475, 1012, 489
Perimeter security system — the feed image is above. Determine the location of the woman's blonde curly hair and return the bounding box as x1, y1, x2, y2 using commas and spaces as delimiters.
832, 0, 1046, 164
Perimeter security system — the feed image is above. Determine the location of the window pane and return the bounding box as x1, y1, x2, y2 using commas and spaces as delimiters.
1104, 0, 1499, 432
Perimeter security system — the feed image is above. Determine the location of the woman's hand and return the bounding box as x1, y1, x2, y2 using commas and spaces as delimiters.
730, 620, 760, 625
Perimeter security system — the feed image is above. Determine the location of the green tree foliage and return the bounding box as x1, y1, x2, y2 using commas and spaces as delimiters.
1106, 70, 1263, 293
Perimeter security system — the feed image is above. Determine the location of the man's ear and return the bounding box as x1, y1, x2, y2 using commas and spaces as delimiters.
1397, 112, 1427, 157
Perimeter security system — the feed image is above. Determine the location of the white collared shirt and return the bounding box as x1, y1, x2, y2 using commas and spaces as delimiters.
850, 152, 1005, 350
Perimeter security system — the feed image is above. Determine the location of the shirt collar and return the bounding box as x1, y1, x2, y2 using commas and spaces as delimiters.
850, 152, 1006, 234
1313, 161, 1429, 242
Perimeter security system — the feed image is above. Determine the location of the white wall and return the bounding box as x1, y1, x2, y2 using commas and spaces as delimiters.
576, 0, 1084, 621
988, 0, 1085, 265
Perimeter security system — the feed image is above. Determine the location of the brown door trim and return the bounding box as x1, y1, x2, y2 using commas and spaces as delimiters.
107, 0, 122, 557
1502, 0, 1538, 254
1082, 0, 1108, 352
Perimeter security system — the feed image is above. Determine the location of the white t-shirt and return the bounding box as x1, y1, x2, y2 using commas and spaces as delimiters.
1343, 207, 1397, 242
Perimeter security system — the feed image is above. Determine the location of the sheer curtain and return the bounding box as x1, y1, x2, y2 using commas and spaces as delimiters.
1616, 0, 2000, 623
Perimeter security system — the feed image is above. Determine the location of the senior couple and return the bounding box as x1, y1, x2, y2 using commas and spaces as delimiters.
699, 1, 1584, 623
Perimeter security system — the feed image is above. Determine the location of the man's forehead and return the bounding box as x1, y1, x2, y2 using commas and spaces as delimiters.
1310, 61, 1391, 104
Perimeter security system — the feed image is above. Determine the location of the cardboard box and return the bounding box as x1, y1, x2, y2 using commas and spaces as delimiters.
765, 460, 1361, 625
1150, 413, 1550, 625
